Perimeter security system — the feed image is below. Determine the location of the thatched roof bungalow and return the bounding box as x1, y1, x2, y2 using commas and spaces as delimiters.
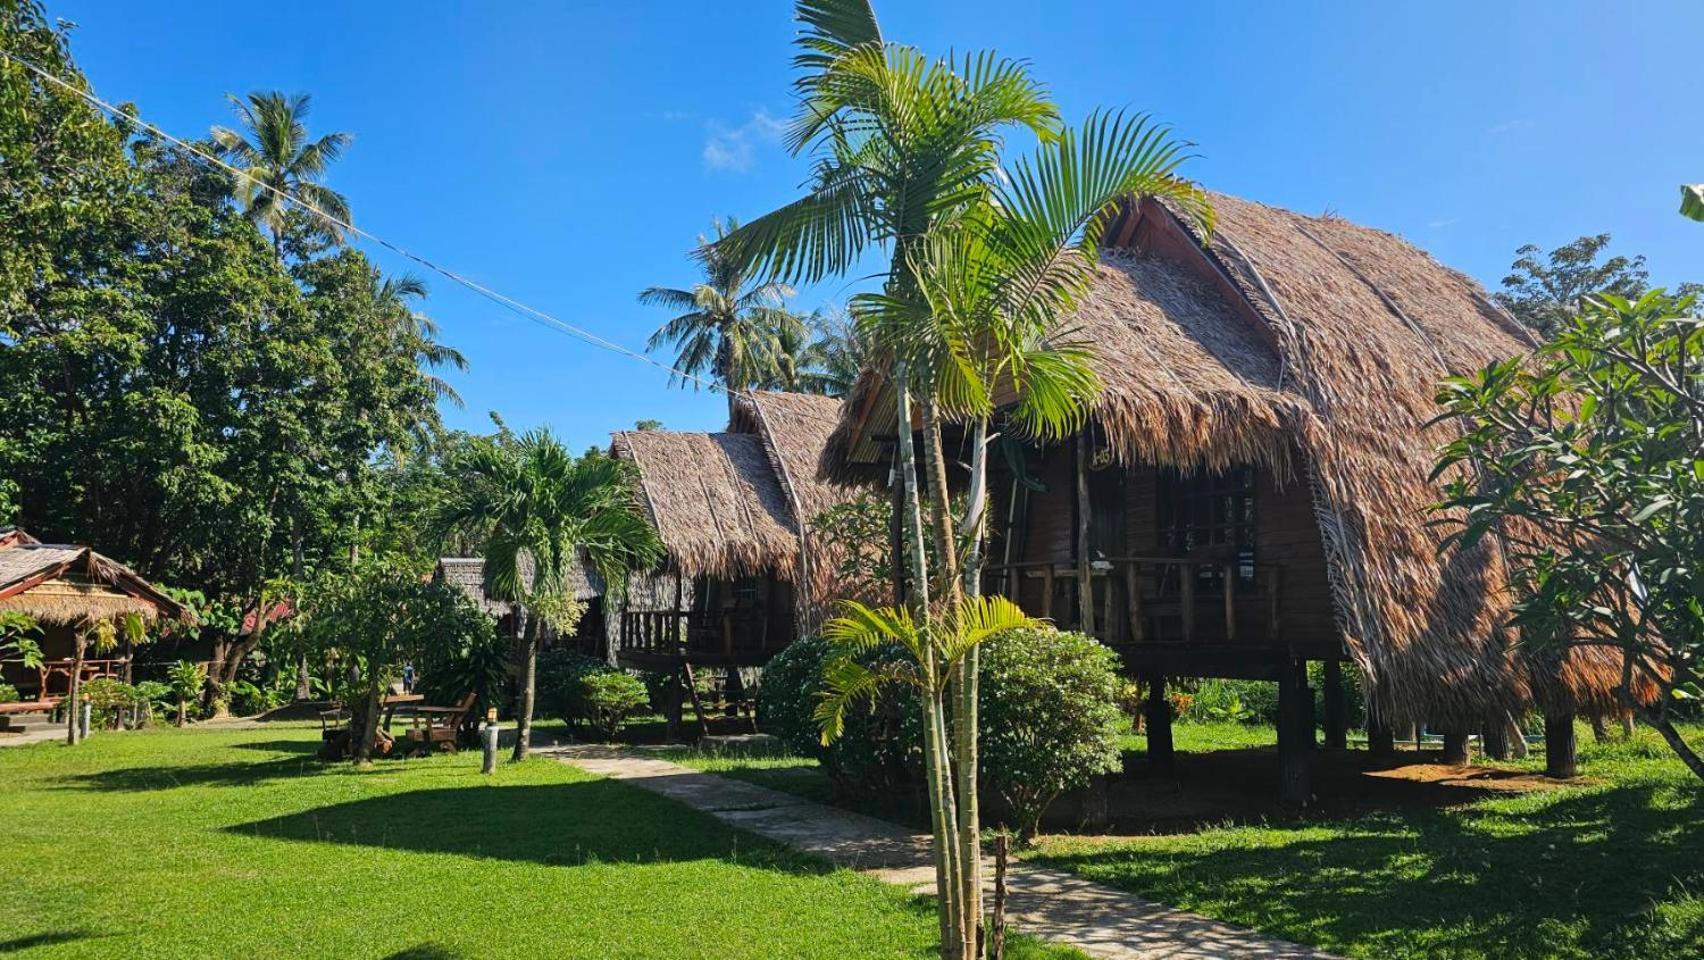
828, 191, 1641, 794
608, 392, 861, 680
0, 531, 189, 700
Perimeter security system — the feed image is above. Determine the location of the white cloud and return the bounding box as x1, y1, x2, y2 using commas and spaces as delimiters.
703, 110, 786, 174
1427, 217, 1458, 229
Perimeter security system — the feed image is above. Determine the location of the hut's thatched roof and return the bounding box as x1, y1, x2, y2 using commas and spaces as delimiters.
610, 430, 798, 581
0, 533, 189, 625
824, 190, 1642, 725
728, 391, 860, 522
434, 553, 603, 616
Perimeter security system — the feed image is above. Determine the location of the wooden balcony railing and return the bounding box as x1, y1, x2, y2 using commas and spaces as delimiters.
0, 657, 130, 701
980, 556, 1282, 648
617, 608, 781, 662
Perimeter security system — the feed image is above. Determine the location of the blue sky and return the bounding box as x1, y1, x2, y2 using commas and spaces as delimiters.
50, 1, 1704, 449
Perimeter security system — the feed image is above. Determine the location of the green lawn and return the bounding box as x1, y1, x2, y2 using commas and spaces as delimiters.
666, 720, 1704, 960
1031, 724, 1704, 960
0, 724, 1080, 960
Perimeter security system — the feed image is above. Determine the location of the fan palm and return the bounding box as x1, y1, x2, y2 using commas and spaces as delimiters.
436, 430, 662, 761
211, 91, 353, 251
640, 218, 806, 392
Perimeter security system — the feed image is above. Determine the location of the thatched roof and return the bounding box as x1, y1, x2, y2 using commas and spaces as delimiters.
434, 554, 603, 617
610, 431, 799, 581
728, 391, 862, 522
824, 190, 1643, 725
0, 533, 189, 625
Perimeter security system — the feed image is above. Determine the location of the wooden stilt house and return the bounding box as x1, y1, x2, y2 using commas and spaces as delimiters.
608, 392, 859, 702
828, 192, 1650, 800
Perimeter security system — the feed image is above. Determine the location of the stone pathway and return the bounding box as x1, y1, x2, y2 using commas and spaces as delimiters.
545, 743, 1339, 960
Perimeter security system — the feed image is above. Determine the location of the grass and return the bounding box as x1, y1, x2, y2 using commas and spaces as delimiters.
1030, 722, 1704, 960
660, 719, 1703, 959
0, 723, 1083, 960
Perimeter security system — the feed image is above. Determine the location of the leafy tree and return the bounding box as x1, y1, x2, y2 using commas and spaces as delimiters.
793, 306, 870, 396
0, 612, 44, 688
1495, 234, 1650, 337
0, 5, 460, 702
300, 561, 486, 763
210, 91, 353, 251
633, 419, 664, 432
437, 430, 662, 761
641, 217, 806, 392
64, 613, 146, 745
1433, 290, 1704, 779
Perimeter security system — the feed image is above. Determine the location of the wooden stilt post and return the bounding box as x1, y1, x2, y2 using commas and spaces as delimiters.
1277, 657, 1311, 807
1322, 660, 1348, 750
1482, 715, 1510, 761
1442, 730, 1471, 765
1545, 711, 1577, 779
664, 659, 683, 741
1368, 717, 1395, 757
1144, 674, 1174, 773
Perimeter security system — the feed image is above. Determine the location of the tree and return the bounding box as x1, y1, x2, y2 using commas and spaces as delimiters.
641, 218, 806, 392
166, 660, 206, 727
1433, 290, 1704, 780
792, 307, 870, 396
0, 612, 43, 680
720, 4, 1205, 951
633, 419, 664, 432
300, 561, 485, 763
211, 91, 353, 251
437, 430, 662, 761
1495, 234, 1650, 337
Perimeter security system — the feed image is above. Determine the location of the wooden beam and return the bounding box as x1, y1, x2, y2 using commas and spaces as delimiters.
1074, 435, 1096, 636
1124, 563, 1144, 643
1222, 564, 1237, 643
1442, 731, 1471, 766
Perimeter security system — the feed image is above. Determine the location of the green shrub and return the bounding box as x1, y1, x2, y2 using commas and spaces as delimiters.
978, 628, 1124, 842
760, 633, 918, 796
81, 677, 143, 729
537, 650, 623, 732
578, 671, 649, 740
134, 680, 171, 722
228, 680, 282, 717
0, 682, 19, 703
166, 661, 206, 726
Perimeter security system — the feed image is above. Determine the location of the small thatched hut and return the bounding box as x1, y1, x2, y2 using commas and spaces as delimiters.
828, 191, 1643, 798
431, 555, 606, 656
0, 531, 189, 702
608, 392, 861, 679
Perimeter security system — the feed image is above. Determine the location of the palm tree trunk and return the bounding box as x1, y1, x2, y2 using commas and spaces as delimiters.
893, 363, 931, 618
954, 417, 992, 957
512, 609, 539, 762
922, 682, 964, 960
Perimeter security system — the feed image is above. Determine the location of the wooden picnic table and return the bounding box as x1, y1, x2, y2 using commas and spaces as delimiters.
379, 693, 425, 732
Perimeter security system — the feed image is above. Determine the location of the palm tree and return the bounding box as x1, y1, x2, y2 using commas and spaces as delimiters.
640, 218, 806, 392
437, 430, 662, 761
211, 91, 353, 252
720, 3, 1209, 953
790, 306, 870, 396
370, 272, 468, 410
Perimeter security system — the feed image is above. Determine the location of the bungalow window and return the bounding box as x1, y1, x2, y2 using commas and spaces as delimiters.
1158, 466, 1257, 593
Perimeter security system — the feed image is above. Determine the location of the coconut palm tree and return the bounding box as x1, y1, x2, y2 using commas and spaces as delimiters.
640, 218, 807, 392
437, 430, 661, 761
211, 91, 353, 251
371, 272, 468, 410
788, 306, 869, 396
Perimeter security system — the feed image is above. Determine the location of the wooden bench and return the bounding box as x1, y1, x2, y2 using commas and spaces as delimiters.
404, 693, 477, 755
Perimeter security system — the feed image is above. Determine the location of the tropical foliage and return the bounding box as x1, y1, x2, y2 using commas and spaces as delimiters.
721, 2, 1206, 952
437, 429, 661, 760
1433, 290, 1704, 779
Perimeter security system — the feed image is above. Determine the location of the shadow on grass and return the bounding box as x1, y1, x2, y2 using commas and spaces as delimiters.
229, 739, 323, 755
383, 944, 463, 960
52, 754, 325, 792
1034, 780, 1704, 959
227, 779, 834, 876
0, 930, 100, 953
